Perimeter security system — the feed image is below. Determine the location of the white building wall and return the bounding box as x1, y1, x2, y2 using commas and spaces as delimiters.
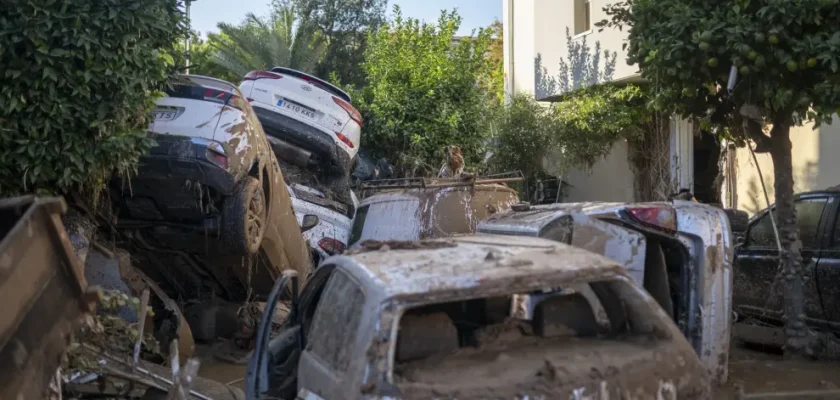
503, 0, 690, 202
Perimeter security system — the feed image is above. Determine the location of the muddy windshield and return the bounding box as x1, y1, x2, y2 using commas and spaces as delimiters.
389, 279, 674, 398
350, 198, 422, 246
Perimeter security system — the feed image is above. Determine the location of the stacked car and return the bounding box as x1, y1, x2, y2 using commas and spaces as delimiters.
240, 67, 363, 263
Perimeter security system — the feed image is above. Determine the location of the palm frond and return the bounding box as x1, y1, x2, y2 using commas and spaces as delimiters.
207, 4, 324, 76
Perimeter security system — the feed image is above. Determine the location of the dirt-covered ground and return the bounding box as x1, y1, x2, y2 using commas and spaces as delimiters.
717, 344, 840, 398
195, 342, 840, 398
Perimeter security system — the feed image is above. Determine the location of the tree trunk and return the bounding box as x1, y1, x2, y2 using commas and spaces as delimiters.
768, 115, 810, 357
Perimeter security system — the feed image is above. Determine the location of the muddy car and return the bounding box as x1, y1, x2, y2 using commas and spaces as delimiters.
478, 201, 735, 385
288, 183, 356, 265
734, 187, 840, 339
247, 235, 710, 400
349, 174, 522, 244
350, 178, 734, 385
110, 75, 311, 303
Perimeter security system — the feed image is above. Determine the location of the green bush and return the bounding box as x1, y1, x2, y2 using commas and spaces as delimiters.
487, 85, 651, 178
0, 0, 186, 197
553, 83, 651, 171
486, 94, 558, 178
352, 7, 494, 176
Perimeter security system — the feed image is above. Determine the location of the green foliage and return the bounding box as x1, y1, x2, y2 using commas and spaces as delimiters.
486, 94, 558, 178
488, 85, 652, 178
482, 20, 505, 107
292, 0, 387, 86
352, 7, 494, 176
605, 0, 840, 127
553, 84, 651, 171
209, 2, 325, 78
0, 0, 186, 196
169, 31, 240, 83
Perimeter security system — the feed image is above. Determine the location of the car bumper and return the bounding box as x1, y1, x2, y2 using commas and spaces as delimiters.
252, 105, 352, 175
111, 137, 236, 222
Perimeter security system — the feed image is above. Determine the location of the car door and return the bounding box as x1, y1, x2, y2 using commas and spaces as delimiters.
734, 195, 831, 324
296, 269, 368, 400
258, 265, 336, 399
814, 195, 840, 331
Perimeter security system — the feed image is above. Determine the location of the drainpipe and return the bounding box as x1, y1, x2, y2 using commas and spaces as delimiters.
505, 0, 515, 104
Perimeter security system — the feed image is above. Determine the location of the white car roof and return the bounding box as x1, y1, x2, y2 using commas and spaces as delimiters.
335, 235, 626, 299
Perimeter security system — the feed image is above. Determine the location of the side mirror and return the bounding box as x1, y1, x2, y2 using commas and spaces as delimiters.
301, 214, 319, 233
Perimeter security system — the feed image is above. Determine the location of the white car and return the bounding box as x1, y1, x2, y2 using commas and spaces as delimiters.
110, 74, 282, 256
239, 68, 362, 196
287, 184, 355, 265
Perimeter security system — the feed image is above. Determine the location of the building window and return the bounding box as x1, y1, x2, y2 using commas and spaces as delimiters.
575, 0, 591, 35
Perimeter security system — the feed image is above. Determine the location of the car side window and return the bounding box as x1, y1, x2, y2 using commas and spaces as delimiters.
747, 197, 828, 249
307, 269, 365, 372
349, 205, 370, 246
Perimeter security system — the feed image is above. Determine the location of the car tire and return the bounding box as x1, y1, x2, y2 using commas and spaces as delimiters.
223, 177, 267, 255
724, 208, 749, 236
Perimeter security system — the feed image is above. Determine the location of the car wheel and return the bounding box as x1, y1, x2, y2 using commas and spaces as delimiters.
224, 177, 267, 255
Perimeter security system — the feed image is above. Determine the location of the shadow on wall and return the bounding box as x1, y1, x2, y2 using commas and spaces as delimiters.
534, 28, 617, 99
743, 161, 819, 214
817, 115, 840, 189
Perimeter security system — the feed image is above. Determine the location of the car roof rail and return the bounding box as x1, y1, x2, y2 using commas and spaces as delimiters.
358, 171, 525, 193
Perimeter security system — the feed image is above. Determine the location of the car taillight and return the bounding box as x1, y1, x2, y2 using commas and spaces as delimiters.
205, 147, 228, 169
627, 206, 677, 232
243, 70, 284, 81
335, 132, 355, 149
318, 238, 346, 255
332, 97, 363, 127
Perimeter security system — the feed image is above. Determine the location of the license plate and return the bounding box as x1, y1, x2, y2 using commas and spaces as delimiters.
153, 110, 178, 122
277, 99, 317, 120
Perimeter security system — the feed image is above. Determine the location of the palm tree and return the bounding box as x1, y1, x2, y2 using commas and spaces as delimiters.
208, 3, 325, 78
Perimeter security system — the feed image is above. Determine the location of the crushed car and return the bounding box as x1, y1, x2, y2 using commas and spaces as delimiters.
287, 183, 356, 265
350, 173, 522, 244
109, 74, 311, 315
246, 235, 711, 400
349, 175, 735, 385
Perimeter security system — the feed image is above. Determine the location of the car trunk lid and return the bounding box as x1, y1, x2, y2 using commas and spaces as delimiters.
151, 75, 241, 143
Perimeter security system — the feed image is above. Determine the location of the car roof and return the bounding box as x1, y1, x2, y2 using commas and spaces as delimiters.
335, 235, 626, 299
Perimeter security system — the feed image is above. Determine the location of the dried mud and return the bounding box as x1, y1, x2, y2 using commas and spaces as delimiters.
394, 333, 710, 400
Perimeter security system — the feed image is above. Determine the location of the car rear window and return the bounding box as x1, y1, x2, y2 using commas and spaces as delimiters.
270, 67, 351, 103
165, 75, 240, 105
391, 278, 671, 369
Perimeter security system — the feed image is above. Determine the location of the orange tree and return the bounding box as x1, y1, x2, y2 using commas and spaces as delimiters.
601, 0, 840, 355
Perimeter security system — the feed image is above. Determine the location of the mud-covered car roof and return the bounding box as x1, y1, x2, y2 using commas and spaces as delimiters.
335, 235, 626, 298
